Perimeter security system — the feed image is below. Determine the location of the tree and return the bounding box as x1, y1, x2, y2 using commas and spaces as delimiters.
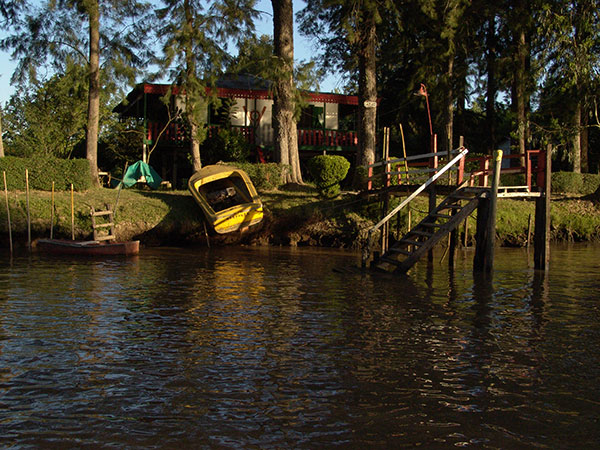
1, 0, 150, 184
155, 0, 258, 172
299, 0, 393, 178
538, 0, 600, 173
271, 0, 302, 183
2, 65, 89, 157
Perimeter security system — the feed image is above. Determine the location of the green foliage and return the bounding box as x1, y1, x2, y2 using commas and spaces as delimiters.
99, 117, 144, 172
552, 171, 584, 194
582, 173, 600, 195
200, 127, 251, 165
0, 156, 92, 191
233, 162, 285, 191
308, 154, 350, 198
551, 172, 600, 195
2, 63, 88, 158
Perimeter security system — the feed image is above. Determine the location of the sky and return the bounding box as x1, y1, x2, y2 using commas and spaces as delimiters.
0, 0, 344, 105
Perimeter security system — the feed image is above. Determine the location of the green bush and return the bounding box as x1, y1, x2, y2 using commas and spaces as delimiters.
552, 171, 584, 194
0, 155, 92, 191
308, 155, 350, 198
581, 173, 600, 195
233, 162, 284, 191
200, 127, 251, 165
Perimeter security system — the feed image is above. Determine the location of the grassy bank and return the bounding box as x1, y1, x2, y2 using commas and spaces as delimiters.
1, 185, 599, 249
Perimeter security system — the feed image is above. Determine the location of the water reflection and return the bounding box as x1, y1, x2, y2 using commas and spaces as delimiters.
0, 245, 598, 447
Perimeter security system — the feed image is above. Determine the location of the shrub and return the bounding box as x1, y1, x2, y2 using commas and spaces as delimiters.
581, 173, 600, 195
552, 171, 584, 194
0, 155, 92, 191
308, 155, 350, 198
232, 162, 284, 191
200, 127, 251, 165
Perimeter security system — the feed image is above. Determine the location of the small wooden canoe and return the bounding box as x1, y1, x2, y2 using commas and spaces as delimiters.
36, 239, 140, 256
188, 165, 264, 234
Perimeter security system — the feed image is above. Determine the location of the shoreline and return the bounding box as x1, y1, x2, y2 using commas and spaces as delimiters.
1, 188, 600, 250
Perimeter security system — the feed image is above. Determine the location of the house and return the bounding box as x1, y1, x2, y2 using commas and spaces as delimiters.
113, 74, 360, 185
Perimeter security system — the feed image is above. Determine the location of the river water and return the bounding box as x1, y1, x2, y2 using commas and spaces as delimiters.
0, 244, 599, 448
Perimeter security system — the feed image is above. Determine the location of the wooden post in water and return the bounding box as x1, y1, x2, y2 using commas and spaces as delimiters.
474, 149, 502, 273
448, 136, 465, 267
50, 182, 54, 239
534, 144, 551, 270
26, 169, 31, 250
70, 184, 75, 240
3, 171, 12, 254
428, 134, 438, 262
381, 127, 390, 254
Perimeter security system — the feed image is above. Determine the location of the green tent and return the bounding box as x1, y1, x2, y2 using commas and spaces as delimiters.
122, 161, 162, 189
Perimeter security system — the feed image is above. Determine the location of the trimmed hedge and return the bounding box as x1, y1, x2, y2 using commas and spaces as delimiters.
550, 172, 600, 195
308, 154, 351, 198
0, 156, 92, 191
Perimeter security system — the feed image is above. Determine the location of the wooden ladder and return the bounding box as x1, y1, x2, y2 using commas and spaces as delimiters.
90, 207, 116, 242
373, 186, 488, 273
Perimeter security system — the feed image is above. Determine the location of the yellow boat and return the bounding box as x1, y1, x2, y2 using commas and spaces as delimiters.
188, 165, 264, 234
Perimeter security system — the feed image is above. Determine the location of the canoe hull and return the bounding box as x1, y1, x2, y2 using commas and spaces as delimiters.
36, 239, 140, 256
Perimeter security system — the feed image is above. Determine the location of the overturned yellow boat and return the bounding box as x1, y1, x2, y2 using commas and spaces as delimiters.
188, 165, 264, 234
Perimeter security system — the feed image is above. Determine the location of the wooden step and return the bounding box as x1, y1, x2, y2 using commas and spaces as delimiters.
408, 229, 433, 237
91, 210, 114, 217
388, 247, 412, 256
95, 235, 116, 242
421, 222, 442, 228
93, 222, 114, 229
399, 239, 421, 247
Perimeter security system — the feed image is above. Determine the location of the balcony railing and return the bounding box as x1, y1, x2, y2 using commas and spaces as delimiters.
145, 121, 358, 151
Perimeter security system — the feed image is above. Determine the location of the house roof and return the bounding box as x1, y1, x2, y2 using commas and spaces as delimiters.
113, 74, 359, 117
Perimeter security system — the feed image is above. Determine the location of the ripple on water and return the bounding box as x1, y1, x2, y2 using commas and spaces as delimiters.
0, 246, 599, 447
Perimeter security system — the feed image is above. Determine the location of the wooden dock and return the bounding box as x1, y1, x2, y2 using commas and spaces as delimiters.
362, 138, 551, 274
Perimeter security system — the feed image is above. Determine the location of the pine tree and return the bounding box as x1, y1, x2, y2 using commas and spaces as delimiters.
1, 0, 151, 184
155, 0, 257, 172
300, 0, 394, 176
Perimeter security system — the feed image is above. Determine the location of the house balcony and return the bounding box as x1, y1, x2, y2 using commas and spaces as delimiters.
145, 121, 358, 155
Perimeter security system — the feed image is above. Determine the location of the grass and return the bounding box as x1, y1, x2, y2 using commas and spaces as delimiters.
1, 183, 600, 248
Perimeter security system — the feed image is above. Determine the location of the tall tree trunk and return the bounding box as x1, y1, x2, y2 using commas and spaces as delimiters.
189, 122, 202, 171
0, 106, 4, 157
356, 11, 377, 172
272, 0, 302, 184
454, 53, 467, 146
572, 100, 581, 173
86, 0, 100, 186
486, 16, 497, 154
581, 100, 589, 173
516, 28, 527, 166
444, 56, 454, 153
185, 0, 202, 172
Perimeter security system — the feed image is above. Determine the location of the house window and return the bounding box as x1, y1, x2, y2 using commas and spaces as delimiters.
299, 105, 325, 129
338, 104, 357, 131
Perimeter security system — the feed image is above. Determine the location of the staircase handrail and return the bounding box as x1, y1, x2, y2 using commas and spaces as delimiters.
362, 147, 469, 267
367, 147, 464, 170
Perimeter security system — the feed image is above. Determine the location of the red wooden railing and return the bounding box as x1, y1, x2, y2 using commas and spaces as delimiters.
467, 150, 546, 191
297, 129, 358, 148
146, 121, 358, 150
366, 147, 548, 192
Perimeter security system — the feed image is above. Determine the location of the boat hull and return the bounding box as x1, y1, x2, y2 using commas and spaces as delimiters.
36, 239, 140, 256
188, 165, 264, 234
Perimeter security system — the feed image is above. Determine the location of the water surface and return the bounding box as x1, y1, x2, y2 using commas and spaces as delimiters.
0, 245, 598, 448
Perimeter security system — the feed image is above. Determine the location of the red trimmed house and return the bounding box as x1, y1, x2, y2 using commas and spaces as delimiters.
113, 74, 360, 185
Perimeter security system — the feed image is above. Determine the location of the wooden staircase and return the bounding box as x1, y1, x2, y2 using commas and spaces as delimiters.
372, 186, 488, 273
